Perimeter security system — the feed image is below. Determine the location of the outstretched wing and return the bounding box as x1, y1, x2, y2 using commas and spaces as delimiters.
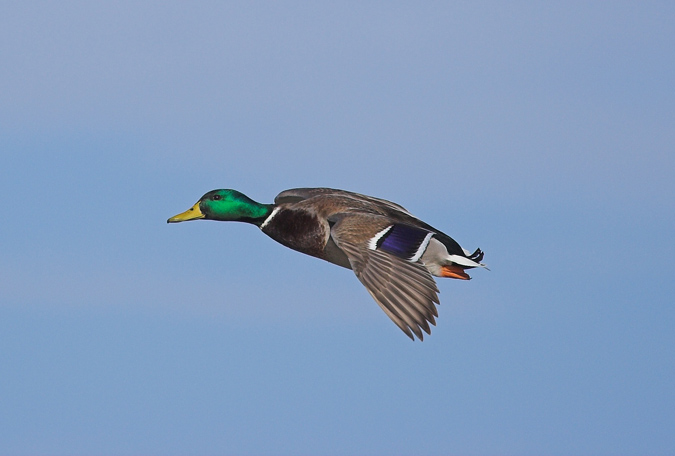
330, 213, 441, 340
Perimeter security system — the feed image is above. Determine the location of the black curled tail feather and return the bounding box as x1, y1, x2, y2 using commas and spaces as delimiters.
468, 248, 484, 263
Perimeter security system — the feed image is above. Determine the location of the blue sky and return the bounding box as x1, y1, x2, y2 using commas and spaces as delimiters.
1, 2, 674, 455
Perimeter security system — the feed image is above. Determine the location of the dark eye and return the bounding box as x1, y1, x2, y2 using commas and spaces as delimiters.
212, 194, 221, 201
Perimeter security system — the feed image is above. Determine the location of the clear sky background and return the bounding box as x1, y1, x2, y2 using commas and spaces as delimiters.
1, 2, 674, 455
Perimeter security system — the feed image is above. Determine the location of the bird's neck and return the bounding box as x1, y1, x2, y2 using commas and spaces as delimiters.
236, 202, 276, 227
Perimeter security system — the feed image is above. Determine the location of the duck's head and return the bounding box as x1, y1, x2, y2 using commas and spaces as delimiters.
167, 189, 272, 224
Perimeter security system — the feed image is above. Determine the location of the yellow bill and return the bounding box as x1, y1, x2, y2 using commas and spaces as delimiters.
167, 202, 204, 223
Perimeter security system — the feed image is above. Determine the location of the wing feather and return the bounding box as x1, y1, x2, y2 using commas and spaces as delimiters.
275, 187, 413, 216
331, 215, 441, 340
358, 256, 426, 340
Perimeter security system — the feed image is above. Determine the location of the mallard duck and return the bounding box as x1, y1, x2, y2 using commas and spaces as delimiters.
168, 188, 485, 340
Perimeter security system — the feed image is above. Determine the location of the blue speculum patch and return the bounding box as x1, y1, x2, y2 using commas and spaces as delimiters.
377, 224, 431, 260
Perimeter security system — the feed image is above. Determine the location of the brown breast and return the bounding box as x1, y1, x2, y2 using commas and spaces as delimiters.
261, 208, 328, 259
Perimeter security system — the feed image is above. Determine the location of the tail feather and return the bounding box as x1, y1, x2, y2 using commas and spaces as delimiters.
447, 253, 484, 268
468, 248, 484, 263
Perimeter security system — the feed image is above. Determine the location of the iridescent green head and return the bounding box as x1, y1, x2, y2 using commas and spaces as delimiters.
167, 189, 273, 225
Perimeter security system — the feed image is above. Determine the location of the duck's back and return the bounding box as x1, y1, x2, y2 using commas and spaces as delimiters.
274, 188, 416, 220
